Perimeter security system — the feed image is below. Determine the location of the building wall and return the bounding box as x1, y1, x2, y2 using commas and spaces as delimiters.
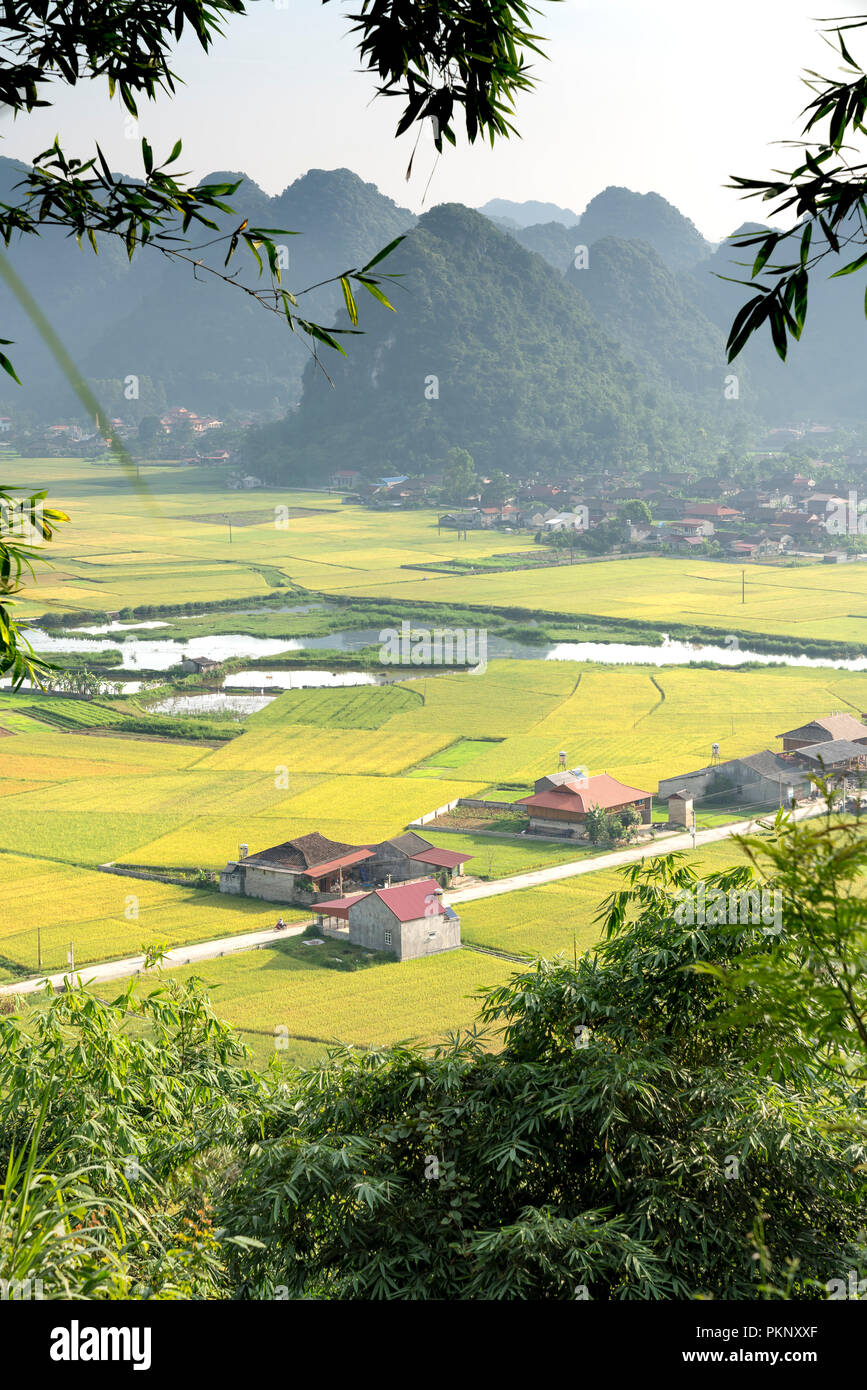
233, 864, 298, 904
398, 913, 461, 961
659, 761, 809, 805
219, 867, 245, 896
347, 896, 460, 961
367, 846, 429, 883
528, 816, 583, 838
658, 767, 722, 802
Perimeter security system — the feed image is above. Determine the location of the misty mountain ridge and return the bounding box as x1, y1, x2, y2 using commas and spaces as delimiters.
478, 197, 578, 226
247, 201, 743, 482
0, 160, 415, 420
1, 154, 866, 469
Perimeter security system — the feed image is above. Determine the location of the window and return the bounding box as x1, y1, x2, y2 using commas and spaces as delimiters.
384, 930, 392, 946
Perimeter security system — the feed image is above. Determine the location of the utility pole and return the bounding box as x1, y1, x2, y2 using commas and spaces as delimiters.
37, 924, 41, 972
690, 808, 697, 850
67, 940, 74, 972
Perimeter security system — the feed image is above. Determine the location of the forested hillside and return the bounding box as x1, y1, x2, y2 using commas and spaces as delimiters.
248, 203, 735, 481
0, 160, 415, 420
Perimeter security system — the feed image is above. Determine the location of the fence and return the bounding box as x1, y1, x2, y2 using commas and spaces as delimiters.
455, 798, 518, 811
409, 797, 461, 827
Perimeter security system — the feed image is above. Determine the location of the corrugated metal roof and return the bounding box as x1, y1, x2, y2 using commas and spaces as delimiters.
312, 878, 446, 924
372, 878, 445, 922
793, 739, 867, 764
410, 847, 473, 868
779, 714, 867, 742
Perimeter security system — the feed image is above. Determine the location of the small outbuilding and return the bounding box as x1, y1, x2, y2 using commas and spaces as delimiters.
313, 877, 461, 961
363, 831, 473, 886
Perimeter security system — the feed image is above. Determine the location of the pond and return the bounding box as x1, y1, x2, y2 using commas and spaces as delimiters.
23, 629, 302, 669
148, 692, 277, 716
223, 669, 379, 689
544, 636, 867, 671
74, 620, 171, 633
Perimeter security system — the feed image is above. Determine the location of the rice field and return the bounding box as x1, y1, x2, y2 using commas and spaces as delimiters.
458, 841, 752, 959
247, 685, 421, 729
319, 554, 867, 645
109, 944, 518, 1068
201, 725, 456, 775
0, 852, 306, 980
5, 460, 867, 1051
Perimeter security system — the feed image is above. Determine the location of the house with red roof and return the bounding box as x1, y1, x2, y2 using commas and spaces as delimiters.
313, 877, 461, 960
515, 771, 652, 837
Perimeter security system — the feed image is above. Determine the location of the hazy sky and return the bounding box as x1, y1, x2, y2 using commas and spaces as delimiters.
0, 1, 842, 237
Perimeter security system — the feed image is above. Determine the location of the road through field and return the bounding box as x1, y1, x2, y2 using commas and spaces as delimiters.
0, 922, 308, 998
0, 802, 827, 998
446, 801, 825, 903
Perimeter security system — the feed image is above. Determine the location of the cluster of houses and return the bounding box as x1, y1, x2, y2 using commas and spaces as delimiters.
331, 451, 867, 560
218, 775, 662, 958
218, 711, 867, 961
658, 714, 867, 810
220, 830, 472, 961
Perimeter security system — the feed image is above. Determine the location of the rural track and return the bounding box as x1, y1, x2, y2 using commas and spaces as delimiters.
0, 922, 309, 998
444, 801, 827, 905
0, 802, 828, 999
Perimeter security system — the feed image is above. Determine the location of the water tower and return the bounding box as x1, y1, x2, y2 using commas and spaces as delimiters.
558, 750, 567, 770
238, 844, 249, 860
711, 742, 720, 765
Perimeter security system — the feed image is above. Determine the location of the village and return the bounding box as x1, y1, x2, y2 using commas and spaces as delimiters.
217, 710, 867, 961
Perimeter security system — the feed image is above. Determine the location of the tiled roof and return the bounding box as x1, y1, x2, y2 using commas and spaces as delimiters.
517, 773, 651, 814
779, 714, 867, 743
410, 847, 473, 868
244, 832, 373, 873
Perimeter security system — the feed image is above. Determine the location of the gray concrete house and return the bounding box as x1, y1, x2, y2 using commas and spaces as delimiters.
313, 877, 461, 961
658, 752, 810, 807
220, 832, 374, 905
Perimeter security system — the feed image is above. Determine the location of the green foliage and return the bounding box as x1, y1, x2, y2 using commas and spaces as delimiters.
724, 17, 867, 362
220, 852, 866, 1299
0, 485, 68, 686
440, 447, 478, 506
253, 205, 715, 479
0, 976, 263, 1298
694, 793, 867, 1083
112, 714, 242, 741
342, 0, 548, 151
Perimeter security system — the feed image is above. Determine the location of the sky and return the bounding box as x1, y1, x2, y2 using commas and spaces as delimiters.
0, 1, 845, 239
